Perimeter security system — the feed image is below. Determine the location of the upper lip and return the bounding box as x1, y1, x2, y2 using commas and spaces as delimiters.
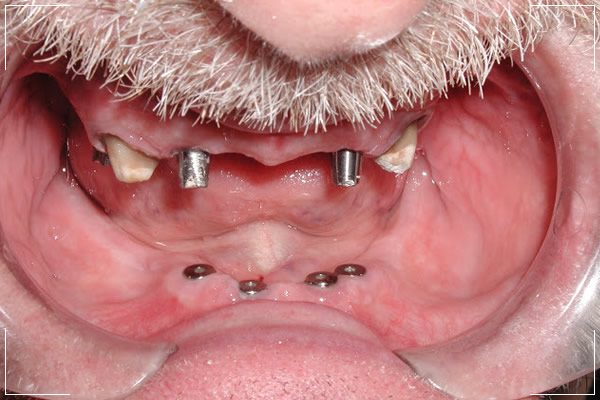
17, 59, 431, 165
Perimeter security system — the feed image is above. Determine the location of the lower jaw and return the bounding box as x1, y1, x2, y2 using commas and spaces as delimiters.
0, 27, 598, 400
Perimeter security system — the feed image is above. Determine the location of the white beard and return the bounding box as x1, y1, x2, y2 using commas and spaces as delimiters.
3, 0, 597, 131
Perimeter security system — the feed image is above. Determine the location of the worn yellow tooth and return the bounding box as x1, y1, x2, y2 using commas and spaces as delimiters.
104, 135, 159, 183
375, 123, 418, 174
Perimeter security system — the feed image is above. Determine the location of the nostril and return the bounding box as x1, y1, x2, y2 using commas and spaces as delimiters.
216, 0, 430, 62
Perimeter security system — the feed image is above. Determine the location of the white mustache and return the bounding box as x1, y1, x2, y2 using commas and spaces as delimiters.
2, 0, 597, 131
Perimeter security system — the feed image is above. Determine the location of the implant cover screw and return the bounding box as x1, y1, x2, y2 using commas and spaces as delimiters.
183, 264, 216, 280
239, 279, 267, 295
334, 264, 366, 277
304, 271, 338, 288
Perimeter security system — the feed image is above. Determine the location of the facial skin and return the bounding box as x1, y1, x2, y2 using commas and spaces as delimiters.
0, 1, 599, 399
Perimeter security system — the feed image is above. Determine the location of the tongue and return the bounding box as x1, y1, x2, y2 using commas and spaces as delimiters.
131, 302, 447, 400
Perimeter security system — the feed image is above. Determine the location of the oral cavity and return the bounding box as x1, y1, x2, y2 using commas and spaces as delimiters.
0, 60, 557, 354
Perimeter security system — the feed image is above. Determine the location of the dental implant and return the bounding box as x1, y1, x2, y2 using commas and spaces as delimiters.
334, 264, 366, 277
239, 279, 267, 295
92, 149, 110, 166
179, 148, 210, 189
333, 149, 362, 187
183, 264, 216, 280
304, 271, 338, 288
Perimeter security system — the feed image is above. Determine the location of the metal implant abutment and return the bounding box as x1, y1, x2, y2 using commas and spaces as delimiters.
333, 149, 362, 187
179, 148, 210, 189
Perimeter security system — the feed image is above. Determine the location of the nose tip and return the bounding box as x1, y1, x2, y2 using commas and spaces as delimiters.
217, 0, 429, 62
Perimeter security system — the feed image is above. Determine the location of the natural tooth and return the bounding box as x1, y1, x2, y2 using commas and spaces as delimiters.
179, 148, 210, 189
375, 123, 418, 174
104, 135, 159, 183
333, 149, 362, 187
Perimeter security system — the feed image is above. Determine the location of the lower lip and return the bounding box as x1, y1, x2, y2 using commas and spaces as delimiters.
136, 301, 447, 399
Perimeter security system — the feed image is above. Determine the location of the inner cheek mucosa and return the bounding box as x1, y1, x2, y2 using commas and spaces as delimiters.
0, 60, 555, 351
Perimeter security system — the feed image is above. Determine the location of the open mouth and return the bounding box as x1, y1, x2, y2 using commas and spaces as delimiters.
1, 4, 599, 400
6, 54, 557, 337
